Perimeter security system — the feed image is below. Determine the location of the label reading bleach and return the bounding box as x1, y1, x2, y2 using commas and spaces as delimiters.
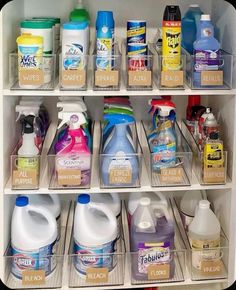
73, 239, 117, 275
11, 240, 57, 279
138, 242, 171, 274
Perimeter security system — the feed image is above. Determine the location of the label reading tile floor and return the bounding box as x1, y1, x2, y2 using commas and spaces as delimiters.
95, 70, 118, 87
128, 71, 152, 86
161, 71, 184, 87
109, 168, 132, 184
201, 71, 223, 86
19, 69, 44, 86
13, 170, 37, 187
203, 167, 225, 184
148, 264, 170, 280
57, 169, 81, 186
201, 259, 222, 277
160, 167, 184, 184
86, 268, 108, 283
22, 270, 45, 286
61, 70, 86, 87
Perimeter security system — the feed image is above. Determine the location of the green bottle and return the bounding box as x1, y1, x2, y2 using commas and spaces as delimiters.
70, 0, 90, 23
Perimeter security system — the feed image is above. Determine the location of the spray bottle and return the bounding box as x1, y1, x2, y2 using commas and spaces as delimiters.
70, 0, 90, 23
148, 103, 176, 171
55, 112, 91, 186
16, 105, 44, 150
101, 114, 139, 187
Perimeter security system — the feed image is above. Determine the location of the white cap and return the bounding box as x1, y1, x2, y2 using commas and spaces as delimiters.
190, 4, 199, 7
199, 200, 210, 209
140, 197, 151, 206
201, 14, 211, 21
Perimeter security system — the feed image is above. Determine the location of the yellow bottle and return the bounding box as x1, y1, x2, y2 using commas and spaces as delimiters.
162, 5, 181, 71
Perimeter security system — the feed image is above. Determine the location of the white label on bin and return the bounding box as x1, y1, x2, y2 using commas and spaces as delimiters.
19, 69, 44, 86
148, 264, 170, 280
201, 260, 222, 276
203, 167, 225, 184
13, 170, 37, 187
57, 169, 81, 186
161, 71, 183, 87
201, 71, 223, 86
22, 270, 46, 285
86, 268, 109, 283
160, 167, 184, 184
95, 70, 119, 87
61, 70, 86, 87
128, 71, 152, 86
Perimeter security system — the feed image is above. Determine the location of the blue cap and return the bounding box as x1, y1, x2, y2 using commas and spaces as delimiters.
78, 194, 90, 204
96, 11, 114, 30
63, 21, 88, 30
16, 196, 29, 207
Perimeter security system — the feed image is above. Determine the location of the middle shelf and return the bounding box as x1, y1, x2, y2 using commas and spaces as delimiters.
4, 120, 232, 195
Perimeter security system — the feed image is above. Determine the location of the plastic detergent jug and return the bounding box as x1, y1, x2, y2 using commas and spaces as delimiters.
180, 190, 202, 231
23, 194, 61, 239
130, 197, 175, 281
182, 5, 203, 54
189, 200, 221, 271
11, 196, 58, 279
101, 114, 139, 187
73, 194, 118, 275
128, 191, 168, 227
193, 15, 221, 87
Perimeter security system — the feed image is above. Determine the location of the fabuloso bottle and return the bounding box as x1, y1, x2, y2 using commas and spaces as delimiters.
162, 5, 181, 71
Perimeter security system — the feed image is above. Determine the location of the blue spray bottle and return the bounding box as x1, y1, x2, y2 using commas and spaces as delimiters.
101, 114, 139, 187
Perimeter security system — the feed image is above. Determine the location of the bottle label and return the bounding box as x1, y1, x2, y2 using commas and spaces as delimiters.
18, 45, 43, 70
138, 242, 171, 274
96, 38, 112, 70
63, 43, 85, 70
194, 49, 221, 72
190, 238, 220, 270
11, 240, 57, 279
152, 142, 176, 170
73, 239, 117, 275
17, 157, 39, 171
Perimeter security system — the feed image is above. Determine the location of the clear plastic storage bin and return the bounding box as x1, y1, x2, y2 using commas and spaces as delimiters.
47, 125, 93, 190
141, 121, 192, 187
181, 120, 227, 185
59, 54, 88, 91
125, 43, 154, 90
92, 43, 121, 90
9, 53, 57, 90
171, 196, 228, 282
99, 122, 143, 188
185, 49, 233, 90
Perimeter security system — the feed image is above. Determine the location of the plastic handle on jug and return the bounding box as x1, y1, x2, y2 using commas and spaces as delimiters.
89, 202, 117, 228
26, 205, 57, 233
110, 193, 120, 205
155, 192, 168, 208
152, 204, 171, 221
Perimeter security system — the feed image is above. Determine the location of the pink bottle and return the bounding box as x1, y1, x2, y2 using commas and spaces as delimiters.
55, 113, 91, 186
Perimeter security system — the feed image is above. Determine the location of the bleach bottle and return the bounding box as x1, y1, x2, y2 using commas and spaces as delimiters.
101, 114, 139, 187
193, 15, 221, 87
182, 5, 203, 54
130, 197, 175, 281
74, 194, 118, 275
11, 196, 58, 279
22, 194, 61, 240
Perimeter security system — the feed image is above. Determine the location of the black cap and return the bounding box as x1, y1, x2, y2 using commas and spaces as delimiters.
209, 132, 219, 140
21, 115, 35, 134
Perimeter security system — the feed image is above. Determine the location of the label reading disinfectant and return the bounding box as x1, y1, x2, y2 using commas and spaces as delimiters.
138, 242, 171, 274
190, 238, 220, 270
11, 240, 57, 280
73, 239, 117, 275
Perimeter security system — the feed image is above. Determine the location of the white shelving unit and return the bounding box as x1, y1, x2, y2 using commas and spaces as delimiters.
1, 0, 236, 289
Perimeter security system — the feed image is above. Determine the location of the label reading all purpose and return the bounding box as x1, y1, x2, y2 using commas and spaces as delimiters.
138, 242, 171, 274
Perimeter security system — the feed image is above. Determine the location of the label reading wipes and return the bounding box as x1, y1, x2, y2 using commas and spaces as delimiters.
22, 270, 45, 286
95, 70, 119, 87
13, 170, 37, 187
61, 70, 86, 87
161, 71, 183, 87
86, 268, 109, 283
19, 69, 44, 86
148, 264, 170, 280
57, 169, 81, 186
128, 71, 152, 86
160, 167, 184, 184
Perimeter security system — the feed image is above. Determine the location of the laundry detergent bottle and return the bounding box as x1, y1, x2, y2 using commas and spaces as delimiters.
101, 114, 139, 187
11, 196, 58, 279
130, 197, 175, 281
73, 194, 118, 275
